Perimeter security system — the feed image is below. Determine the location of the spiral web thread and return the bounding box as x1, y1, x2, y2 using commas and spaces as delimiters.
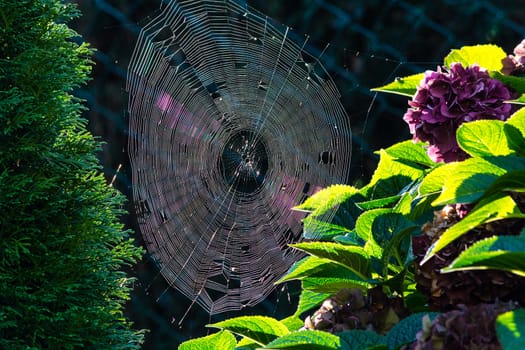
127, 0, 352, 315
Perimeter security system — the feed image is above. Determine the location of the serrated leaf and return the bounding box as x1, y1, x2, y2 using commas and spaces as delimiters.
209, 316, 289, 346
496, 309, 525, 350
294, 185, 359, 214
371, 73, 424, 97
423, 193, 525, 262
442, 235, 525, 277
280, 316, 305, 332
303, 216, 352, 240
457, 119, 513, 157
295, 289, 331, 317
444, 44, 507, 71
384, 313, 439, 350
417, 163, 452, 197
263, 330, 350, 350
363, 150, 425, 200
506, 108, 525, 154
291, 242, 371, 279
302, 275, 371, 294
277, 256, 341, 284
432, 157, 505, 206
179, 330, 236, 350
236, 337, 260, 350
355, 209, 392, 242
356, 195, 401, 211
337, 330, 386, 350
384, 140, 434, 168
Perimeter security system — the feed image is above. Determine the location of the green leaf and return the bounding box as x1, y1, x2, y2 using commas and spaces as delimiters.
355, 209, 392, 242
384, 313, 439, 350
444, 44, 507, 71
417, 163, 452, 197
179, 330, 236, 350
337, 330, 386, 350
302, 275, 371, 294
263, 330, 350, 350
371, 73, 424, 97
303, 216, 352, 240
491, 71, 525, 94
295, 289, 331, 317
506, 108, 525, 154
363, 150, 425, 200
457, 120, 513, 157
290, 242, 371, 279
423, 193, 525, 262
496, 309, 525, 350
280, 316, 305, 332
432, 157, 506, 206
356, 196, 401, 211
294, 185, 359, 214
277, 256, 341, 283
484, 170, 525, 197
442, 235, 525, 277
384, 140, 434, 168
209, 316, 289, 346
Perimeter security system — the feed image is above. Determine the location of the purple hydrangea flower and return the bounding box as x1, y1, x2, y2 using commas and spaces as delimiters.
502, 39, 525, 75
403, 63, 513, 163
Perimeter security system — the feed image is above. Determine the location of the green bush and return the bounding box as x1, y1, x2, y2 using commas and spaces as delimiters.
0, 1, 144, 348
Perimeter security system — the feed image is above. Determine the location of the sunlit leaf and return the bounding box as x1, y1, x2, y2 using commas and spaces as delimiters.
442, 235, 525, 276
457, 120, 513, 157
496, 309, 525, 350
384, 140, 435, 168
444, 44, 507, 71
371, 73, 424, 97
263, 330, 350, 350
179, 330, 236, 350
209, 316, 289, 346
294, 289, 330, 317
423, 194, 525, 262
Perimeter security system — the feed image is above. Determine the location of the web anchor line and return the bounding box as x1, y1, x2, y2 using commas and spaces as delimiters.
127, 0, 352, 315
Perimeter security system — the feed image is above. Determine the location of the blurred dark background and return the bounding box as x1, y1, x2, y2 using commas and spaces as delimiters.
71, 0, 525, 348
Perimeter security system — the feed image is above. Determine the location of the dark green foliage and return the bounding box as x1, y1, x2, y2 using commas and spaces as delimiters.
0, 1, 144, 348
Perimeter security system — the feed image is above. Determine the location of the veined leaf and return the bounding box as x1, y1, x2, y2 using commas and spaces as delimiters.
417, 162, 452, 197
293, 184, 359, 214
491, 71, 525, 94
442, 235, 525, 277
303, 216, 352, 240
356, 195, 401, 211
179, 330, 236, 350
263, 330, 350, 350
432, 157, 506, 206
363, 150, 425, 200
384, 140, 435, 168
444, 44, 507, 71
209, 316, 289, 346
294, 289, 331, 317
484, 170, 525, 197
280, 316, 305, 332
423, 193, 525, 262
290, 242, 371, 279
496, 309, 525, 350
506, 108, 525, 154
276, 256, 341, 284
371, 73, 424, 97
457, 119, 513, 157
337, 330, 386, 350
385, 312, 439, 350
355, 209, 392, 242
302, 275, 372, 294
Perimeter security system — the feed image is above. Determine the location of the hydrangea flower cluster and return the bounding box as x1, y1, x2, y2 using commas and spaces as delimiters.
403, 63, 513, 162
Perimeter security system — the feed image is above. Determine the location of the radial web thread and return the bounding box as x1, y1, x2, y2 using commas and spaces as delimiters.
127, 0, 352, 314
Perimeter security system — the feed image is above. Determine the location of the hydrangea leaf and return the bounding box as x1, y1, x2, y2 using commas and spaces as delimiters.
371, 73, 425, 97
442, 235, 525, 277
457, 119, 513, 157
280, 316, 305, 332
484, 170, 525, 197
384, 312, 439, 350
355, 208, 392, 242
337, 330, 386, 350
432, 157, 506, 206
496, 309, 525, 350
263, 330, 350, 350
290, 242, 371, 279
293, 184, 359, 214
356, 195, 401, 211
423, 193, 525, 262
384, 140, 435, 168
277, 256, 371, 288
302, 216, 352, 240
417, 163, 453, 197
363, 150, 425, 199
302, 275, 372, 294
209, 316, 289, 346
444, 44, 507, 71
236, 337, 260, 350
294, 289, 331, 317
179, 330, 236, 350
506, 108, 525, 154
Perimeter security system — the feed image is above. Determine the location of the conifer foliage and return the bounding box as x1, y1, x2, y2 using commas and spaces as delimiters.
0, 1, 144, 348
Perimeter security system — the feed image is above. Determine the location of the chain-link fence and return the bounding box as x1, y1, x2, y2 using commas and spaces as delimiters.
72, 1, 525, 348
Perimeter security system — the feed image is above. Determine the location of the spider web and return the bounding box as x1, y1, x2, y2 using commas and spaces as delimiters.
127, 0, 351, 315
